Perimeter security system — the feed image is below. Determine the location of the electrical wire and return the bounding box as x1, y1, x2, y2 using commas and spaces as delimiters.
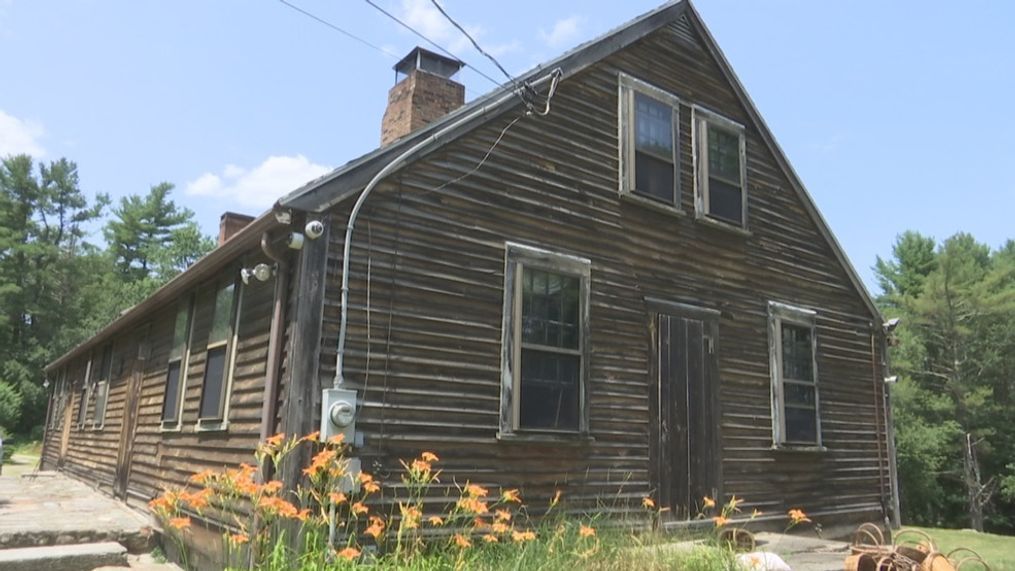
427, 0, 516, 87
362, 0, 502, 88
277, 0, 401, 60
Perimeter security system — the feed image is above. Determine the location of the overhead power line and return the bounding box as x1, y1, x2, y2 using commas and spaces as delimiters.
277, 0, 400, 60
362, 0, 501, 88
427, 0, 517, 87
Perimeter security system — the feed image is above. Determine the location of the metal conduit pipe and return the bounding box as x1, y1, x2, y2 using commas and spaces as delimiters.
333, 70, 561, 388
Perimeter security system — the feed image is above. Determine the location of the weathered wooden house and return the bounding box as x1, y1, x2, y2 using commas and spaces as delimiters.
41, 0, 899, 545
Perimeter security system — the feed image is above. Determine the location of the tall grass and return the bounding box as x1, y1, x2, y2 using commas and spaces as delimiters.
148, 432, 806, 570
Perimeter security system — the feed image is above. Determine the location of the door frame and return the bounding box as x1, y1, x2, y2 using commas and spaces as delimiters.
645, 297, 723, 519
114, 324, 149, 499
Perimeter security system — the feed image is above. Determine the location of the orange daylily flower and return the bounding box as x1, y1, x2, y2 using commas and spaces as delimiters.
265, 433, 285, 447
457, 497, 489, 515
453, 534, 472, 549
494, 509, 512, 522
327, 433, 346, 445
642, 496, 656, 509
301, 431, 320, 443
400, 505, 422, 529
491, 522, 510, 534
579, 524, 596, 538
190, 469, 215, 485
329, 491, 347, 505
359, 472, 380, 493
729, 495, 744, 511
501, 488, 521, 503
261, 480, 283, 494
168, 516, 191, 530
420, 451, 439, 462
482, 534, 499, 543
511, 530, 536, 543
229, 533, 249, 545
351, 502, 369, 516
465, 483, 489, 498
365, 515, 385, 539
713, 515, 729, 527
703, 496, 716, 509
336, 547, 360, 561
427, 516, 445, 526
787, 508, 811, 524
550, 489, 562, 507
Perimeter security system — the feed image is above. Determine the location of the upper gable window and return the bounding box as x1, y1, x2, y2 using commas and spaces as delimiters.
694, 107, 747, 227
768, 302, 822, 447
619, 74, 681, 208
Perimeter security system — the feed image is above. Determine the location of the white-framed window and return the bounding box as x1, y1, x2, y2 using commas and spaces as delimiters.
693, 106, 747, 228
499, 243, 591, 435
91, 344, 113, 429
76, 381, 90, 429
768, 301, 821, 447
161, 298, 193, 430
619, 73, 682, 209
196, 277, 241, 430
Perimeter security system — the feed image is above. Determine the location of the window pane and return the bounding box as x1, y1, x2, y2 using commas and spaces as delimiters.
634, 92, 673, 157
161, 361, 182, 422
784, 383, 816, 407
708, 177, 742, 224
99, 345, 113, 381
521, 269, 580, 349
708, 125, 740, 181
519, 349, 580, 430
635, 152, 676, 203
170, 305, 190, 361
209, 283, 236, 344
94, 382, 108, 424
785, 406, 818, 443
782, 324, 814, 381
77, 387, 88, 424
199, 346, 227, 420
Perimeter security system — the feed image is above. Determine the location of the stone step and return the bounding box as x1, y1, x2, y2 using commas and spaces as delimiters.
0, 541, 127, 571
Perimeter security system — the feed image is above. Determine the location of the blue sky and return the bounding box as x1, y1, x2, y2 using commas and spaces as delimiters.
2, 1, 1013, 294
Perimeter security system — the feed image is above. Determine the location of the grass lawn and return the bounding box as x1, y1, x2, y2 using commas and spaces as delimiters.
904, 526, 1015, 571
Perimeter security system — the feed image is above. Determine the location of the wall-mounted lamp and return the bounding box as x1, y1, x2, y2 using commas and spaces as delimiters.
305, 220, 325, 240
884, 375, 899, 384
241, 263, 276, 285
883, 317, 901, 333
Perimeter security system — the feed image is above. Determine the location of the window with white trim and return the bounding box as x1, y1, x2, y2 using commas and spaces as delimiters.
619, 74, 681, 208
161, 299, 193, 428
76, 382, 90, 429
694, 108, 747, 227
500, 244, 591, 435
197, 278, 240, 428
768, 302, 821, 446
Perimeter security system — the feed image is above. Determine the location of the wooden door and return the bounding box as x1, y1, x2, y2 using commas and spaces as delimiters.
114, 327, 148, 498
654, 312, 721, 519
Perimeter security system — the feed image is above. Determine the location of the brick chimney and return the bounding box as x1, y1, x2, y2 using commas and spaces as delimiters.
381, 47, 465, 146
218, 212, 254, 245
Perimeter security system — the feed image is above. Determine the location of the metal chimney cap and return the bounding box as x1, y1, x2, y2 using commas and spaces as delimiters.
394, 47, 465, 80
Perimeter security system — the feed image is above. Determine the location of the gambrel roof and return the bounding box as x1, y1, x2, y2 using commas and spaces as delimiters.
276, 0, 881, 321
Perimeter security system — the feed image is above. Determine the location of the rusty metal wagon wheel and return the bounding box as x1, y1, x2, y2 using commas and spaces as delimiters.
893, 529, 937, 562
852, 522, 889, 555
947, 548, 991, 571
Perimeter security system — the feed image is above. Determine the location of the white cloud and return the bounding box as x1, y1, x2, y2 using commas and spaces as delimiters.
540, 16, 582, 49
185, 155, 331, 208
0, 109, 46, 157
397, 0, 516, 59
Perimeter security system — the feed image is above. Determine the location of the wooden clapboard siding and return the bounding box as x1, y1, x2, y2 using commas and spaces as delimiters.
318, 14, 887, 522
44, 247, 282, 526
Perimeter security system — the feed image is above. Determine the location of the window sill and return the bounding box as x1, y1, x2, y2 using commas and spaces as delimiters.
695, 213, 751, 236
160, 422, 183, 433
771, 443, 826, 453
195, 420, 229, 433
497, 431, 595, 445
620, 191, 685, 217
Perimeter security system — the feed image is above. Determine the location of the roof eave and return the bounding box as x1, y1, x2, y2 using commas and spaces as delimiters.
45, 211, 280, 373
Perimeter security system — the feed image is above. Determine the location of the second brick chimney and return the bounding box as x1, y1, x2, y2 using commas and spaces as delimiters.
381, 47, 465, 146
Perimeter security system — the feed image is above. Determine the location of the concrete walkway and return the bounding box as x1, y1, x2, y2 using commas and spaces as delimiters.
754, 532, 852, 571
0, 471, 155, 551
